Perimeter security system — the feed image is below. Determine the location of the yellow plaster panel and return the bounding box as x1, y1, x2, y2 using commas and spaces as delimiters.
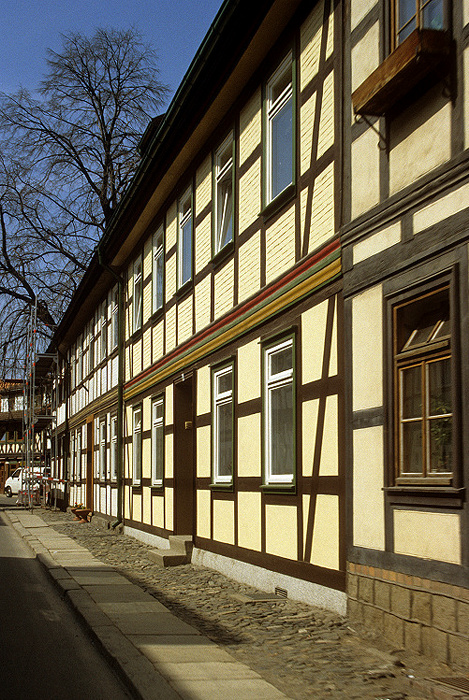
239, 89, 262, 165
465, 49, 469, 149
265, 504, 298, 560
143, 328, 151, 370
197, 365, 211, 415
152, 494, 164, 528
352, 285, 382, 411
195, 215, 212, 276
165, 433, 173, 479
166, 202, 177, 249
196, 425, 211, 478
390, 87, 451, 195
351, 23, 380, 92
197, 490, 211, 539
351, 128, 380, 218
302, 298, 337, 383
132, 492, 142, 523
177, 293, 193, 345
300, 91, 317, 176
165, 487, 173, 531
165, 252, 176, 303
300, 162, 335, 255
465, 0, 469, 25
143, 487, 151, 525
353, 426, 385, 551
214, 259, 234, 319
394, 510, 461, 565
238, 414, 261, 478
238, 230, 261, 304
413, 181, 469, 235
239, 160, 261, 234
195, 275, 211, 334
237, 491, 262, 551
300, 2, 334, 89
304, 494, 340, 569
142, 396, 151, 431
165, 305, 177, 353
237, 340, 261, 403
124, 484, 131, 518
353, 222, 401, 264
302, 396, 339, 477
265, 205, 296, 285
196, 154, 212, 215
152, 320, 164, 365
213, 498, 235, 545
165, 384, 173, 425
132, 338, 142, 377
351, 0, 378, 30
317, 71, 334, 159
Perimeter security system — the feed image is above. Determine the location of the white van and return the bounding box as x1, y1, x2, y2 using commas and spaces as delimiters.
4, 467, 43, 497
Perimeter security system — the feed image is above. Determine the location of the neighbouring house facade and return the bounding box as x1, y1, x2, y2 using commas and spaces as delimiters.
48, 0, 469, 668
344, 0, 469, 667
0, 380, 25, 490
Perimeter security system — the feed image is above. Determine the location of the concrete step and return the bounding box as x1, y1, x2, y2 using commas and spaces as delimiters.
147, 535, 193, 567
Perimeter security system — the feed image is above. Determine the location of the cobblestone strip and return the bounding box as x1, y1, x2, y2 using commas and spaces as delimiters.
21, 507, 469, 700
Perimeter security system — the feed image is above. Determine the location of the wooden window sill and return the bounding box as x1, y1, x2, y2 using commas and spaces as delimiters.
352, 29, 452, 116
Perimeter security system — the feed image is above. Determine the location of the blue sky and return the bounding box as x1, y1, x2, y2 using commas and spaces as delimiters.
0, 0, 224, 104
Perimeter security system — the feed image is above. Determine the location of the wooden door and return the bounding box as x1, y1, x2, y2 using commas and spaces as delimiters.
173, 376, 195, 535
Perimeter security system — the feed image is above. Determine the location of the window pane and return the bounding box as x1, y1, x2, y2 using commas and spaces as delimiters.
181, 218, 192, 285
156, 253, 164, 309
428, 358, 451, 416
271, 99, 293, 199
216, 401, 232, 477
217, 179, 233, 250
422, 0, 444, 30
270, 345, 292, 376
398, 0, 416, 28
402, 421, 423, 474
401, 365, 422, 418
428, 416, 452, 473
154, 423, 164, 482
217, 372, 232, 395
270, 383, 293, 475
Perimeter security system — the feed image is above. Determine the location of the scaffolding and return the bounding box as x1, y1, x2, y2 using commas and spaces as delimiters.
22, 300, 58, 509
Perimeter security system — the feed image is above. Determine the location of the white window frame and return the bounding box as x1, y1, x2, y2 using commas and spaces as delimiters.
214, 134, 234, 255
132, 404, 142, 486
178, 188, 192, 288
266, 52, 294, 204
99, 417, 107, 481
264, 337, 295, 485
212, 365, 234, 484
101, 303, 108, 361
133, 257, 143, 333
151, 396, 164, 486
152, 225, 164, 314
111, 287, 118, 350
110, 414, 118, 481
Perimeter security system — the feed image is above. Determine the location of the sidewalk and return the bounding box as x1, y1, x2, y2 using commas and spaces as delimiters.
3, 509, 288, 700
3, 506, 469, 700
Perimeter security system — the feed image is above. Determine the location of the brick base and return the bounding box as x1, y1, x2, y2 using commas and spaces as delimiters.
347, 563, 469, 671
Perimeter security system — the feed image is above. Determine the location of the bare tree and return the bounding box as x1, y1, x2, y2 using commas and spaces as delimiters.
0, 27, 167, 375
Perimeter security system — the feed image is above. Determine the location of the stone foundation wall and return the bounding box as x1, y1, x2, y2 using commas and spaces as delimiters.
347, 563, 469, 670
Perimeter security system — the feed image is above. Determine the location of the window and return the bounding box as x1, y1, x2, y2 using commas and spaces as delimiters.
110, 414, 118, 481
95, 420, 100, 479
133, 257, 143, 332
212, 365, 234, 484
265, 53, 294, 205
132, 404, 142, 486
101, 303, 108, 360
111, 288, 118, 350
100, 418, 107, 480
178, 188, 192, 288
151, 396, 164, 486
214, 135, 233, 254
71, 432, 76, 482
393, 0, 445, 47
152, 225, 164, 313
394, 286, 452, 484
263, 337, 295, 485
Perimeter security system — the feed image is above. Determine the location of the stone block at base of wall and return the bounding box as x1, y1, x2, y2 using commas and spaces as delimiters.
347, 564, 469, 672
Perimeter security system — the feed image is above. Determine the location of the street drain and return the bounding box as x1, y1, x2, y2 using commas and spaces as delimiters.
228, 590, 286, 604
275, 586, 288, 598
432, 677, 469, 693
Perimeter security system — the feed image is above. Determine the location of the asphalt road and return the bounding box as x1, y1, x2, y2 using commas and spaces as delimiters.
0, 496, 133, 700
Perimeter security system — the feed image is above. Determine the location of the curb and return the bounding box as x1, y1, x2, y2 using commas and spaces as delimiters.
1, 509, 181, 700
